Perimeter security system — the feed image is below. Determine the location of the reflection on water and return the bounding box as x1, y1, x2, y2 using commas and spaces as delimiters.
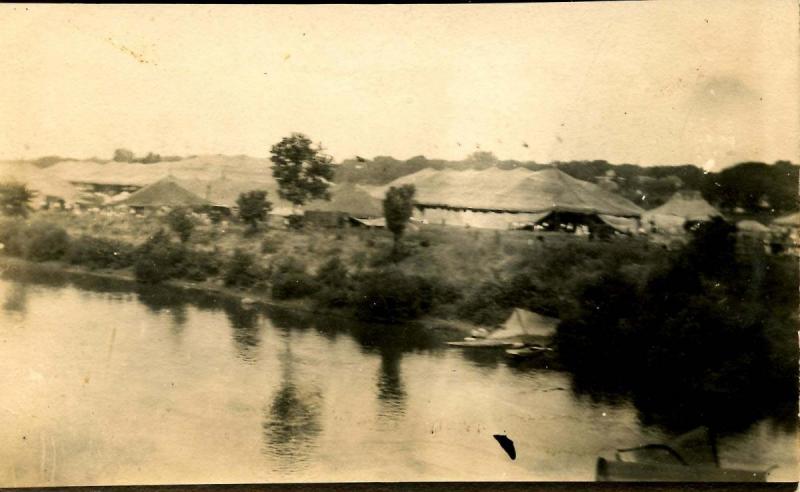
0, 266, 796, 484
3, 282, 27, 313
225, 306, 261, 363
376, 345, 406, 419
262, 335, 322, 471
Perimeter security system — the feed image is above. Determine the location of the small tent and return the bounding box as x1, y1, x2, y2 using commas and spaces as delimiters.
642, 191, 722, 233
487, 308, 559, 341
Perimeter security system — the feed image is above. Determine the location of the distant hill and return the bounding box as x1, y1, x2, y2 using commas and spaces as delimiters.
335, 156, 798, 213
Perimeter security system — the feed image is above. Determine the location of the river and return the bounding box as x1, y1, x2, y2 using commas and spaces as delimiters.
0, 268, 795, 485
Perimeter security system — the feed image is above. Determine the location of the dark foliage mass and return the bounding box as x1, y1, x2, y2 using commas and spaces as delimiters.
353, 268, 434, 322
237, 190, 272, 231
223, 249, 268, 289
67, 235, 135, 270
0, 183, 35, 217
383, 185, 416, 258
133, 230, 220, 283
554, 218, 798, 431
270, 133, 334, 207
166, 208, 195, 242
270, 256, 319, 300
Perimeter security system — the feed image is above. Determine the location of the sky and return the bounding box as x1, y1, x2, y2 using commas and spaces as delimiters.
0, 2, 797, 170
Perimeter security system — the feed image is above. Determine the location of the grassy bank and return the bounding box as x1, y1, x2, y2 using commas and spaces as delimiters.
3, 210, 651, 326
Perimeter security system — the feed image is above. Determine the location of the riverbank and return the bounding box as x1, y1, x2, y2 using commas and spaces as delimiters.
0, 254, 476, 341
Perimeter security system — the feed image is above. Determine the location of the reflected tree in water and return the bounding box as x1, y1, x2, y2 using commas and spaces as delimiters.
136, 286, 189, 338
225, 304, 261, 363
376, 345, 406, 420
262, 334, 322, 471
2, 282, 28, 314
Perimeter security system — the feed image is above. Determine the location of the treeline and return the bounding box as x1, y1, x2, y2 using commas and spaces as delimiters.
335, 154, 799, 214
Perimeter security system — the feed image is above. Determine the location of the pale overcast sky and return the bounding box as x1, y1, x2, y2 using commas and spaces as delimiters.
0, 2, 797, 170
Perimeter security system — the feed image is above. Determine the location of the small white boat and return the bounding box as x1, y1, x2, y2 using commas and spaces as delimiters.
446, 339, 524, 348
505, 344, 554, 359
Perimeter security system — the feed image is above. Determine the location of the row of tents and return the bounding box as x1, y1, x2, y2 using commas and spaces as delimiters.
1, 158, 797, 234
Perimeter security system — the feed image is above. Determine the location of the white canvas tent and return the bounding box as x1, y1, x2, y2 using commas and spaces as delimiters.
487, 308, 559, 341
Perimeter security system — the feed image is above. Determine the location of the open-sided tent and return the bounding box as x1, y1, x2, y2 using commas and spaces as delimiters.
304, 183, 384, 227
375, 167, 643, 230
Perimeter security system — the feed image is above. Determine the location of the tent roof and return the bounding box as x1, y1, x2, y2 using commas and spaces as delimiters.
773, 212, 800, 227
119, 177, 211, 207
305, 183, 383, 217
643, 191, 721, 222
487, 308, 559, 340
175, 177, 291, 210
375, 167, 643, 217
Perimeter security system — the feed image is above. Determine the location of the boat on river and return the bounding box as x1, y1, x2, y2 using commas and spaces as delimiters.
447, 308, 558, 349
505, 344, 554, 360
595, 427, 773, 482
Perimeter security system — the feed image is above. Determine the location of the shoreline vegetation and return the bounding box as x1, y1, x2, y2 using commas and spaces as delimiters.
0, 207, 797, 432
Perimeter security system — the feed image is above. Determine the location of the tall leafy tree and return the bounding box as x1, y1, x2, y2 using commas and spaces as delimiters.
237, 190, 272, 232
383, 184, 416, 258
270, 133, 334, 211
0, 183, 35, 217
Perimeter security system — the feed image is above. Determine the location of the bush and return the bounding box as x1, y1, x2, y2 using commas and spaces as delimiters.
554, 219, 798, 430
270, 256, 318, 299
313, 256, 353, 308
133, 230, 185, 284
24, 222, 70, 262
261, 237, 281, 254
353, 268, 434, 322
286, 214, 304, 230
223, 249, 267, 288
166, 208, 195, 242
0, 218, 29, 256
66, 235, 135, 270
176, 249, 221, 281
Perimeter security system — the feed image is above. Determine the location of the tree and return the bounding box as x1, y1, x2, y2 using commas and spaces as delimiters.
166, 208, 195, 242
270, 133, 335, 211
383, 184, 416, 258
113, 148, 135, 162
237, 190, 272, 232
0, 183, 35, 217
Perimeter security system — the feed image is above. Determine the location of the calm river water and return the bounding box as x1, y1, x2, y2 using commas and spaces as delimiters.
0, 268, 795, 485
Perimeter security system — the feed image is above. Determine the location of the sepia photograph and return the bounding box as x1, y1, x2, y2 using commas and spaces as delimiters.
0, 1, 797, 487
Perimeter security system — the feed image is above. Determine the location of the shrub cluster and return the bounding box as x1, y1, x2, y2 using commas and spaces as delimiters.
66, 235, 136, 270
270, 256, 318, 299
352, 267, 434, 322
0, 220, 71, 262
133, 230, 221, 283
223, 249, 269, 289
